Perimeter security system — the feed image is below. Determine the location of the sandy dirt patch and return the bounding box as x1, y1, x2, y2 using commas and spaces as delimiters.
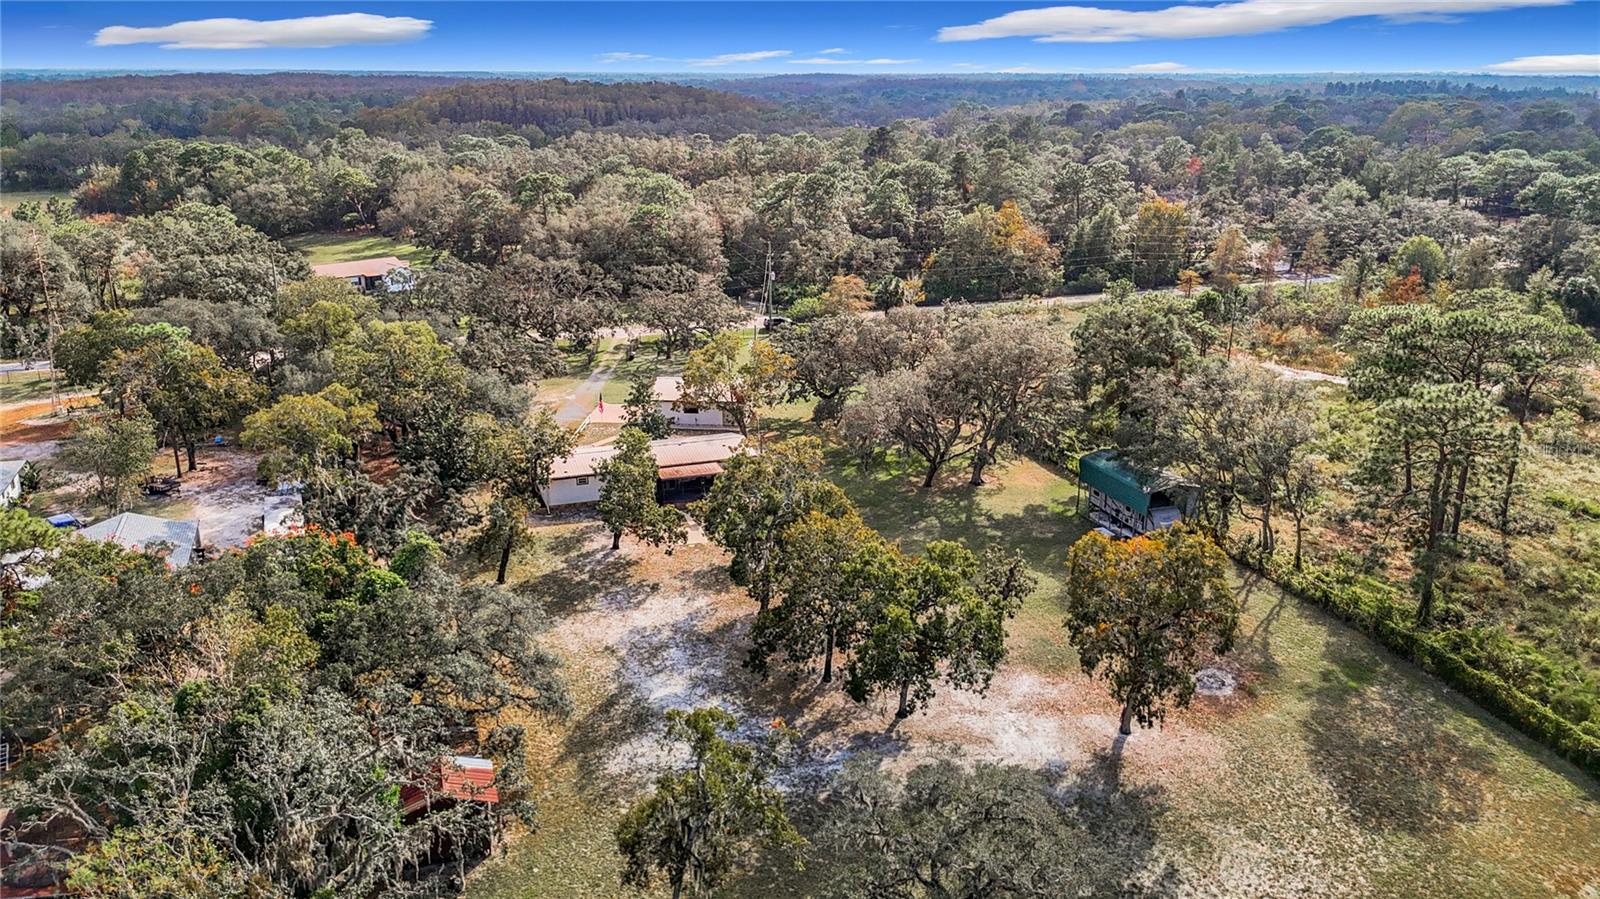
540, 522, 1231, 792
112, 445, 278, 548
167, 445, 278, 547
0, 395, 99, 461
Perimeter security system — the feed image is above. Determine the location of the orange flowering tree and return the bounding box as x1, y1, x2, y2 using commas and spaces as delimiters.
1062, 525, 1237, 736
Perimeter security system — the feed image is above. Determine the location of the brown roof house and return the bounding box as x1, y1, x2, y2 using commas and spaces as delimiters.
311, 256, 414, 292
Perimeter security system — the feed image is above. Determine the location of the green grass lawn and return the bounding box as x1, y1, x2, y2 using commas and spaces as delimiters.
598, 337, 691, 405
283, 231, 431, 268
0, 370, 59, 405
0, 189, 69, 213
465, 422, 1600, 899
533, 331, 754, 424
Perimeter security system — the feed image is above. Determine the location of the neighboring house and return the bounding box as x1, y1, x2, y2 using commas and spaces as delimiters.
1076, 449, 1198, 537
310, 256, 413, 292
650, 376, 728, 430
78, 512, 202, 568
0, 460, 24, 507
540, 432, 744, 507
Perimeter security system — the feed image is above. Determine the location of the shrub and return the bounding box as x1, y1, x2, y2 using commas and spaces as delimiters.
1546, 491, 1600, 520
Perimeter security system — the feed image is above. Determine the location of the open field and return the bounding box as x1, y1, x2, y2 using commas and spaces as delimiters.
0, 189, 69, 212
0, 369, 60, 405
283, 230, 431, 268
464, 435, 1600, 899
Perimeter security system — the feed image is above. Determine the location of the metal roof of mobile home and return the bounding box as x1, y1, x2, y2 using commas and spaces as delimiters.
1078, 449, 1189, 517
549, 432, 743, 480
78, 512, 201, 568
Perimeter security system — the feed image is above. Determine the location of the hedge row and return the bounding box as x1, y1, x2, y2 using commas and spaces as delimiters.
1233, 549, 1600, 779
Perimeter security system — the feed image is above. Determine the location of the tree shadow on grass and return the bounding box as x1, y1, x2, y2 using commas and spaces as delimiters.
825, 448, 1082, 556
557, 609, 747, 804
738, 747, 1183, 899
518, 541, 640, 618
681, 560, 739, 596
1056, 736, 1185, 898
1301, 643, 1499, 836
1231, 570, 1289, 681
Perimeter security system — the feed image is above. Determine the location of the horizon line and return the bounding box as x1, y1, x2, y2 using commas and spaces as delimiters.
5, 66, 1598, 78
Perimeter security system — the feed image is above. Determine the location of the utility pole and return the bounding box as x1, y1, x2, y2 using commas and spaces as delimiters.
32, 230, 62, 414
1129, 228, 1137, 292
755, 240, 773, 347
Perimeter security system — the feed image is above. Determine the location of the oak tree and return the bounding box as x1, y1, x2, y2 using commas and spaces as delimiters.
596, 427, 687, 552
615, 708, 802, 899
1062, 526, 1237, 736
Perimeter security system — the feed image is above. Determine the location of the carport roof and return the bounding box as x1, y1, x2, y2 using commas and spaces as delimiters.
659, 462, 725, 480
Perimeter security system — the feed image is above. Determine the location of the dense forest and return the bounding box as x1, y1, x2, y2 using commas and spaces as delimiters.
3, 71, 1600, 897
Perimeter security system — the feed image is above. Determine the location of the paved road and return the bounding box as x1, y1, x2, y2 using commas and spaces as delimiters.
0, 360, 54, 375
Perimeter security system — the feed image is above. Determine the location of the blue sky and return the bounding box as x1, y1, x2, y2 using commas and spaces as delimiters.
2, 1, 1597, 75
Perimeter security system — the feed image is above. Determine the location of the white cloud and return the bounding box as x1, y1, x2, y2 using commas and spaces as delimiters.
688, 49, 791, 66
817, 47, 847, 55
94, 12, 431, 50
789, 57, 918, 66
1484, 53, 1600, 73
598, 51, 655, 63
1122, 61, 1193, 72
950, 62, 989, 69
938, 0, 1571, 43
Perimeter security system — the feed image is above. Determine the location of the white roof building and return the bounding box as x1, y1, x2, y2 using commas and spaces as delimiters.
0, 460, 24, 506
79, 512, 202, 568
649, 376, 727, 430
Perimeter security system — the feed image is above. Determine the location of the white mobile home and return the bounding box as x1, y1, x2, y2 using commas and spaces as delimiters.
0, 460, 24, 507
540, 432, 744, 508
651, 376, 728, 430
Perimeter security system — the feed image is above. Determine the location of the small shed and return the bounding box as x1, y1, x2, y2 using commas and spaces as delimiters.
1077, 449, 1197, 537
78, 512, 202, 568
310, 256, 413, 292
399, 755, 500, 819
0, 460, 23, 507
651, 376, 728, 430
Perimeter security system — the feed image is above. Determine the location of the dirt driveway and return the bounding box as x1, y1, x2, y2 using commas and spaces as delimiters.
158, 445, 281, 548
540, 521, 1230, 792
0, 395, 99, 461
